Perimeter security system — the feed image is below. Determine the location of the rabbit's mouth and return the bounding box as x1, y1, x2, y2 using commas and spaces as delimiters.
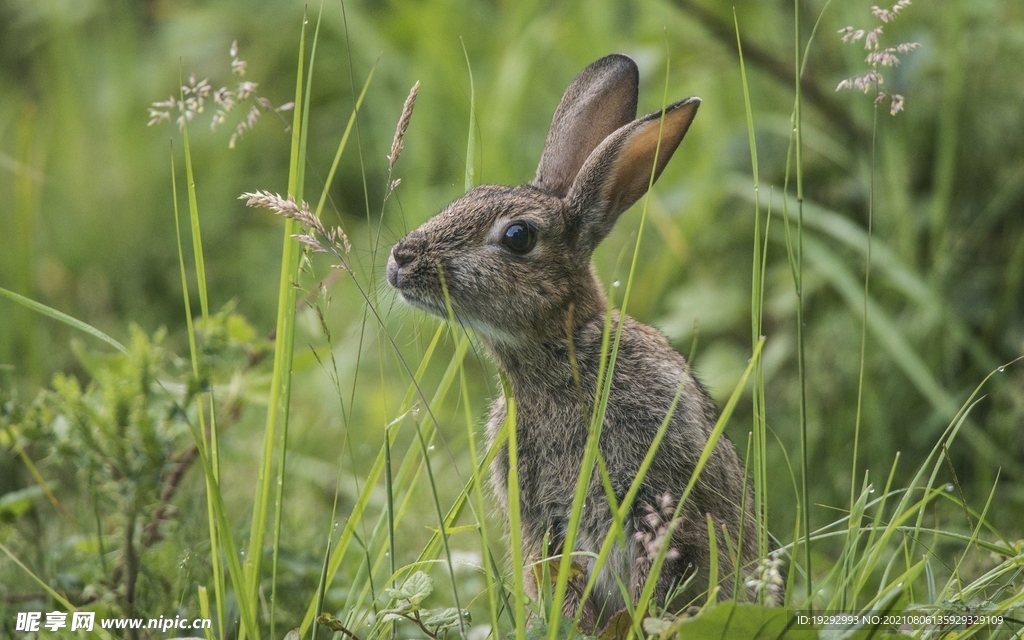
391, 277, 520, 344
395, 289, 446, 317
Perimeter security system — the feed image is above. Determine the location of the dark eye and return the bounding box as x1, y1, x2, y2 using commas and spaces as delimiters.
501, 221, 537, 254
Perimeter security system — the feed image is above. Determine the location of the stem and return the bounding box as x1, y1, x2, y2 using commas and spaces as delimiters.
851, 81, 879, 541
793, 0, 812, 604
124, 506, 139, 640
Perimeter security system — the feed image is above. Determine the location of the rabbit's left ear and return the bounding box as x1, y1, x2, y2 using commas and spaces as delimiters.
534, 54, 639, 198
567, 97, 699, 251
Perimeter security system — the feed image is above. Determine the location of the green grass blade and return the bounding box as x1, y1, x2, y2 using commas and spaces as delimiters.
198, 586, 214, 640
504, 377, 528, 640
453, 329, 503, 633
169, 140, 226, 640
246, 9, 311, 631
298, 432, 394, 634
10, 106, 40, 378
941, 470, 999, 601
270, 8, 325, 637
0, 286, 128, 354
791, 0, 810, 603
0, 541, 118, 640
850, 452, 901, 600
179, 56, 233, 638
175, 405, 259, 638
180, 89, 211, 322
312, 60, 376, 221
705, 512, 720, 606
461, 38, 476, 191
734, 8, 770, 564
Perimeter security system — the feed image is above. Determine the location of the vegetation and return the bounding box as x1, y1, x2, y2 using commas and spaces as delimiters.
1, 0, 1022, 638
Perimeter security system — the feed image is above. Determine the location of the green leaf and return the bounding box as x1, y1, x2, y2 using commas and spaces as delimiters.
380, 610, 409, 623
420, 607, 468, 632
226, 311, 256, 343
525, 616, 585, 640
0, 486, 44, 518
316, 613, 349, 632
671, 603, 800, 638
642, 616, 672, 636
597, 610, 633, 640
669, 603, 908, 639
394, 570, 433, 605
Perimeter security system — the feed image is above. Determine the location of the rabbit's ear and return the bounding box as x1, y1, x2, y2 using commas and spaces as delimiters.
567, 97, 699, 250
533, 54, 639, 197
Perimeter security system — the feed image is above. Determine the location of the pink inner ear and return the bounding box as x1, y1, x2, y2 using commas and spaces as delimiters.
602, 102, 699, 214
605, 122, 671, 211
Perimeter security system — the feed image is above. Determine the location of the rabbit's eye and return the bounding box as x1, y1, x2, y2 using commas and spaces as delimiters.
502, 222, 537, 254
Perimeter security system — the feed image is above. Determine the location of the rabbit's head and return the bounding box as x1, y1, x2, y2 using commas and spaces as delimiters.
387, 54, 699, 345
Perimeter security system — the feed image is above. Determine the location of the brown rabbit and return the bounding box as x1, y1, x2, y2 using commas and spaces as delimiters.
387, 54, 762, 629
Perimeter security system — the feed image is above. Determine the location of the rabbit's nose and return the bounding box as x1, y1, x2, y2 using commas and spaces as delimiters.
390, 239, 416, 269
392, 230, 426, 266
387, 234, 421, 288
386, 250, 403, 288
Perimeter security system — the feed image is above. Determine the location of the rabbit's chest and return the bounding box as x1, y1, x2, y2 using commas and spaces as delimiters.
487, 396, 619, 533
509, 407, 588, 487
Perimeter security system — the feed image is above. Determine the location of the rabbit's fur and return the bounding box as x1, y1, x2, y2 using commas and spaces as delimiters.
388, 54, 762, 629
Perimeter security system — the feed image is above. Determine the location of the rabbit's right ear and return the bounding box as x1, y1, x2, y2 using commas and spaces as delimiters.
533, 54, 639, 197
566, 97, 700, 251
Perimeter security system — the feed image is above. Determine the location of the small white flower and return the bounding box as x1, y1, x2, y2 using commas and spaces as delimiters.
245, 105, 261, 128
864, 27, 883, 50
147, 109, 170, 127
844, 28, 866, 43
746, 551, 785, 600
866, 50, 901, 67
214, 87, 235, 111
147, 36, 290, 145
236, 81, 258, 100
836, 1, 918, 116
889, 94, 905, 115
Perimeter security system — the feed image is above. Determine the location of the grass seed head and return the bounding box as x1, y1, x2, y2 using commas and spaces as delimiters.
388, 81, 420, 171
836, 0, 920, 115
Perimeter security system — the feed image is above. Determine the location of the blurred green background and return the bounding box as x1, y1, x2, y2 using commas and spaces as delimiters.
2, 0, 1023, 628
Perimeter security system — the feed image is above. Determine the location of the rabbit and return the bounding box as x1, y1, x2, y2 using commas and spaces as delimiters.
386, 53, 764, 630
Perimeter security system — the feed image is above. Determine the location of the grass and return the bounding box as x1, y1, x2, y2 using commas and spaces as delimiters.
1, 0, 1024, 638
